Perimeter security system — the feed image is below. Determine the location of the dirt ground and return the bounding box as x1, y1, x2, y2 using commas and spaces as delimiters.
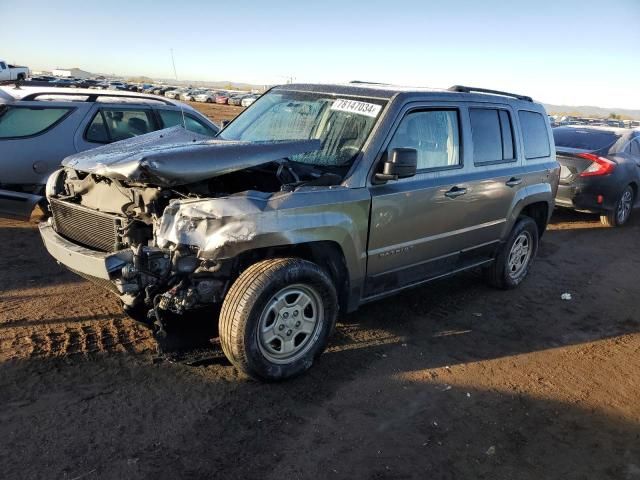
1, 104, 639, 479
1, 209, 639, 479
190, 101, 245, 123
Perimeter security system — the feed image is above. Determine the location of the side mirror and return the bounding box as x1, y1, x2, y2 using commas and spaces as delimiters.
375, 148, 418, 183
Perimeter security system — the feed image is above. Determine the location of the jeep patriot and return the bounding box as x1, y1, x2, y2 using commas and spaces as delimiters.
40, 83, 560, 380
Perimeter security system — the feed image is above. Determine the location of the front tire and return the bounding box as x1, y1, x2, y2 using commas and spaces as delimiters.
219, 258, 338, 381
600, 185, 634, 227
485, 216, 539, 289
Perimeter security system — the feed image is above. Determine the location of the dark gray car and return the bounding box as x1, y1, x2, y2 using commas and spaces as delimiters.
39, 83, 559, 380
554, 126, 640, 226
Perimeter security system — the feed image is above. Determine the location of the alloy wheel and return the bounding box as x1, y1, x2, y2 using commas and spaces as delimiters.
257, 284, 323, 364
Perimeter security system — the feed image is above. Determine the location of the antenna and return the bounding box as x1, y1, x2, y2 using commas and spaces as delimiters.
170, 48, 187, 129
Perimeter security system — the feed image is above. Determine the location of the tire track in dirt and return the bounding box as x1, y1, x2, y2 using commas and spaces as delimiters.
0, 318, 154, 361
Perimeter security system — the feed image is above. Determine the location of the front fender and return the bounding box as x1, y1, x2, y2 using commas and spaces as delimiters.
156, 187, 371, 294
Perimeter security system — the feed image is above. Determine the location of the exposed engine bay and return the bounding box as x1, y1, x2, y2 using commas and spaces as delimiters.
46, 154, 342, 326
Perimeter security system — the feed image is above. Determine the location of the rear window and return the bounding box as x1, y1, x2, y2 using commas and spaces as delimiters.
519, 111, 551, 159
553, 127, 621, 151
0, 106, 73, 139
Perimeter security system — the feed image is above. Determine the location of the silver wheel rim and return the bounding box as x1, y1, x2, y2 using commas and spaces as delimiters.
507, 231, 533, 279
257, 284, 323, 364
617, 189, 633, 224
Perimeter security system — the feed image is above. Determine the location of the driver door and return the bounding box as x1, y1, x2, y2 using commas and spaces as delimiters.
365, 105, 481, 297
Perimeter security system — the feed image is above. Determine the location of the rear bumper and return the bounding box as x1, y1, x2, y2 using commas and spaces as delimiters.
556, 179, 620, 213
39, 222, 132, 280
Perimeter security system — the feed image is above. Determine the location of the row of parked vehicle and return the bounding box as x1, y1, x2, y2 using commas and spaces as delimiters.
549, 115, 640, 129
28, 76, 261, 107
147, 86, 259, 106
1, 81, 639, 381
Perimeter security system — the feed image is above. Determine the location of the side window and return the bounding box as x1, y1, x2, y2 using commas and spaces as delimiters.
85, 111, 109, 143
157, 110, 217, 137
85, 108, 154, 143
629, 138, 640, 156
0, 106, 73, 139
469, 108, 515, 164
0, 62, 6, 70
519, 110, 551, 159
387, 110, 460, 171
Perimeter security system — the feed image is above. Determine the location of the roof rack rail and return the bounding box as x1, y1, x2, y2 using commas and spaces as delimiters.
19, 91, 176, 106
349, 80, 390, 86
448, 85, 533, 102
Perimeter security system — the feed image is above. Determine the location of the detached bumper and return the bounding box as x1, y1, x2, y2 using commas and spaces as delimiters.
39, 222, 132, 280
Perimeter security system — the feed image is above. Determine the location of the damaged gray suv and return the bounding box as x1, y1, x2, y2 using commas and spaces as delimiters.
40, 83, 559, 380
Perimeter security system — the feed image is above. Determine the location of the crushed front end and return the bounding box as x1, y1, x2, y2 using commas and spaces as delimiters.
41, 169, 233, 330
39, 127, 332, 331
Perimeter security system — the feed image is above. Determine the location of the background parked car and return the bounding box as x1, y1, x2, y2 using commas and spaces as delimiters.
227, 94, 248, 106
107, 81, 128, 91
194, 91, 219, 103
180, 89, 206, 102
215, 93, 230, 104
554, 126, 640, 226
241, 95, 258, 107
165, 88, 186, 99
50, 78, 77, 87
31, 75, 56, 82
73, 79, 101, 89
0, 86, 219, 219
157, 86, 176, 96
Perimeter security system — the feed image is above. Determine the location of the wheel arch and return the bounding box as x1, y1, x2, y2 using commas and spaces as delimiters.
627, 181, 638, 203
518, 201, 550, 237
232, 241, 351, 313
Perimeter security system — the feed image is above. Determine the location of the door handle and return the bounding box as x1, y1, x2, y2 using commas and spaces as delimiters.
505, 177, 523, 187
444, 186, 467, 198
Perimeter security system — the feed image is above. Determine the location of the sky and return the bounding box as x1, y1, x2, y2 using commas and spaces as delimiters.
1, 0, 639, 109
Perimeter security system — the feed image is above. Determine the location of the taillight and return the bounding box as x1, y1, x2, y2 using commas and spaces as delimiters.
578, 153, 616, 177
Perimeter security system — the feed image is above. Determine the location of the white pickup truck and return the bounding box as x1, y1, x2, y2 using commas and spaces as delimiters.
0, 60, 29, 82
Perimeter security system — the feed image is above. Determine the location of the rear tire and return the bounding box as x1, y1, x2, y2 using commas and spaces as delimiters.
600, 185, 634, 227
219, 258, 338, 381
485, 216, 539, 290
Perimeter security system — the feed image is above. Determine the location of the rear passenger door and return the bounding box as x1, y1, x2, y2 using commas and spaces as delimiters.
465, 105, 525, 242
74, 105, 156, 151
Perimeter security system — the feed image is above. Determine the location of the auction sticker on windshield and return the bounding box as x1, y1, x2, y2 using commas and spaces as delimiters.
331, 99, 382, 118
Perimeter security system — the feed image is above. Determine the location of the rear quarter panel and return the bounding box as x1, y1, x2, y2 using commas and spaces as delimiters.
511, 105, 559, 229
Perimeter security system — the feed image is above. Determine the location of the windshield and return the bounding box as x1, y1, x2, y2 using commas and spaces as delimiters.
219, 90, 386, 167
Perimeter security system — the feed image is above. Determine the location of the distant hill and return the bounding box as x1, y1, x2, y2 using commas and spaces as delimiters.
543, 103, 640, 120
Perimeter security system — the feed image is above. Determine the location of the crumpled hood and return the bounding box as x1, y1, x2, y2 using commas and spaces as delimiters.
62, 126, 321, 186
